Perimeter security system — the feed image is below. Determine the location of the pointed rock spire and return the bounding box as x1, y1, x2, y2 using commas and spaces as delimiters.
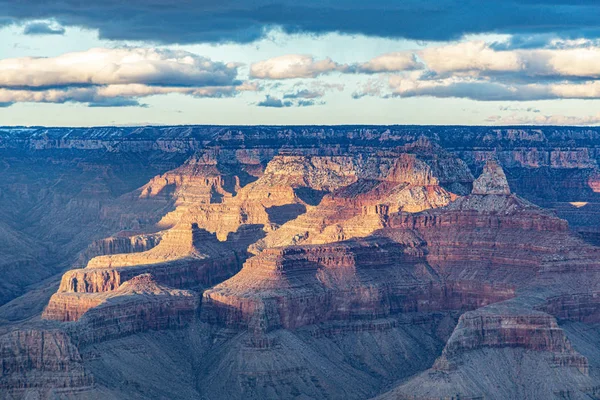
472, 160, 510, 195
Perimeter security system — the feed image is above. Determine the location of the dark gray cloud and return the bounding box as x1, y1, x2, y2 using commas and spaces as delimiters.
23, 21, 65, 35
256, 95, 321, 107
297, 100, 319, 107
256, 95, 293, 108
87, 98, 146, 107
283, 89, 323, 99
2, 1, 600, 44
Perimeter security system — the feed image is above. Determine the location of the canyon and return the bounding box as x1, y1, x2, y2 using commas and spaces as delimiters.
3, 125, 600, 399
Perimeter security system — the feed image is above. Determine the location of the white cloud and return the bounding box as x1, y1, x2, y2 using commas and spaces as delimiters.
356, 52, 423, 73
420, 41, 523, 75
418, 40, 600, 79
250, 54, 347, 79
0, 48, 261, 106
0, 47, 238, 89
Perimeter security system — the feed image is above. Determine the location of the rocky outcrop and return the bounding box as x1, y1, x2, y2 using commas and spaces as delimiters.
44, 273, 197, 323
0, 329, 93, 397
381, 302, 592, 400
43, 224, 240, 324
250, 153, 463, 253
385, 163, 600, 284
538, 292, 600, 323
203, 234, 514, 332
471, 160, 510, 195
75, 231, 163, 267
60, 274, 197, 345
433, 304, 588, 373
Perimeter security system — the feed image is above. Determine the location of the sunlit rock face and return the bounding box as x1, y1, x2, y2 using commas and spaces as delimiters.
5, 126, 600, 399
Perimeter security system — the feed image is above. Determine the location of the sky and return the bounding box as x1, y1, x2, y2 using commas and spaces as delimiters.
2, 1, 600, 126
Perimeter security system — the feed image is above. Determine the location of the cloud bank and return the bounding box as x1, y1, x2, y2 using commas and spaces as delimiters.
354, 41, 600, 101
0, 48, 255, 107
2, 1, 600, 44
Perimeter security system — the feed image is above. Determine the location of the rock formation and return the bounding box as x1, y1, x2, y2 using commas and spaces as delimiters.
4, 126, 600, 399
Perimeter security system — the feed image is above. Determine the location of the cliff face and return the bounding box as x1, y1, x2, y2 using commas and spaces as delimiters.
433, 305, 589, 373
202, 236, 514, 333
0, 329, 94, 397
43, 224, 239, 323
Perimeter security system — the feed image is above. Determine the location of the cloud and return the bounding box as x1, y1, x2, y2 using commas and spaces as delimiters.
418, 41, 600, 80
0, 48, 256, 107
23, 21, 65, 35
0, 48, 238, 89
499, 105, 540, 113
282, 81, 344, 99
3, 1, 600, 44
250, 55, 346, 79
0, 83, 256, 107
256, 95, 292, 108
255, 94, 322, 108
419, 41, 522, 76
486, 113, 600, 126
352, 78, 387, 99
250, 53, 424, 80
355, 52, 423, 73
87, 98, 145, 108
384, 74, 600, 101
297, 100, 319, 107
283, 89, 323, 99
350, 40, 600, 101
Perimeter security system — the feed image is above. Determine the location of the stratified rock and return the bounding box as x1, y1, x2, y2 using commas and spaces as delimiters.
74, 231, 163, 268
433, 303, 588, 373
0, 329, 94, 398
203, 235, 513, 333
43, 224, 238, 323
59, 274, 197, 345
471, 160, 510, 195
250, 153, 462, 253
381, 303, 592, 400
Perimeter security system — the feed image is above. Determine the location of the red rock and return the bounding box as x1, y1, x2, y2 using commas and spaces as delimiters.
0, 329, 93, 396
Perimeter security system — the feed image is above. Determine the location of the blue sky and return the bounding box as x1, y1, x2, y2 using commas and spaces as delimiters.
1, 1, 600, 126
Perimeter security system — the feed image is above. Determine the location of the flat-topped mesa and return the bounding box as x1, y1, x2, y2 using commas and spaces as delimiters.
202, 234, 514, 333
43, 273, 197, 325
85, 223, 225, 269
50, 275, 197, 346
75, 231, 163, 268
472, 160, 511, 195
51, 223, 240, 300
432, 303, 589, 374
383, 303, 592, 400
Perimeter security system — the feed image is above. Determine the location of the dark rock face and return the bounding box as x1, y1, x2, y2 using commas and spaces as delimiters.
0, 329, 94, 397
4, 126, 600, 399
